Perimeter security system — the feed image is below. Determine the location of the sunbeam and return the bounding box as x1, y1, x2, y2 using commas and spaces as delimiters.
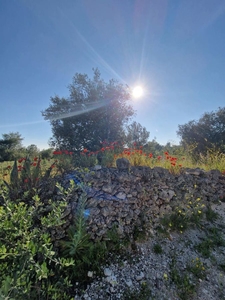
56, 6, 127, 84
48, 100, 108, 121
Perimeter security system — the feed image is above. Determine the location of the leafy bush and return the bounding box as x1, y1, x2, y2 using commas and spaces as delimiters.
0, 185, 75, 299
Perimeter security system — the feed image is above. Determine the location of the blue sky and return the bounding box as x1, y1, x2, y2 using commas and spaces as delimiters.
1, 0, 225, 149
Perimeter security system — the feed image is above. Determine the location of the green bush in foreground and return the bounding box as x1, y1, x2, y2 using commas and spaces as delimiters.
0, 180, 129, 299
0, 184, 75, 300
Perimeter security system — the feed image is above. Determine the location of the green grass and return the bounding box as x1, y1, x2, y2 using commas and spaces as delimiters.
195, 227, 225, 258
122, 282, 152, 300
169, 256, 196, 300
153, 243, 163, 254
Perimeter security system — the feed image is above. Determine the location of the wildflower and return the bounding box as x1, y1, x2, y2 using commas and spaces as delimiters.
7, 166, 11, 169
24, 178, 29, 183
69, 152, 73, 155
101, 148, 105, 151
18, 158, 23, 163
83, 148, 88, 153
157, 156, 162, 160
197, 197, 201, 201
179, 164, 182, 167
51, 165, 55, 168
198, 210, 202, 214
164, 151, 169, 156
163, 273, 168, 280
32, 163, 37, 167
149, 153, 153, 158
34, 157, 38, 161
53, 150, 62, 155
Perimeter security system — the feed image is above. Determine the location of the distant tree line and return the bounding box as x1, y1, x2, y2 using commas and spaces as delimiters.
0, 132, 53, 162
177, 106, 225, 158
1, 70, 224, 162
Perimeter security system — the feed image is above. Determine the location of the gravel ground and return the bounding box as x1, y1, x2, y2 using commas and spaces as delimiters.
74, 203, 225, 300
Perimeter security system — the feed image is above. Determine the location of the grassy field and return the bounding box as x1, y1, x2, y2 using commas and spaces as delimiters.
1, 148, 225, 184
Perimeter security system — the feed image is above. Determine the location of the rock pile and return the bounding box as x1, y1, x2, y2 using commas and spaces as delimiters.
55, 165, 225, 241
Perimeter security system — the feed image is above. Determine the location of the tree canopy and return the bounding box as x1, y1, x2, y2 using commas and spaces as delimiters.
0, 132, 24, 161
125, 121, 150, 147
177, 107, 225, 156
42, 69, 135, 152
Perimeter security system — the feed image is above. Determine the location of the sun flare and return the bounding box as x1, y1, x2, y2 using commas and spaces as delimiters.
132, 86, 143, 98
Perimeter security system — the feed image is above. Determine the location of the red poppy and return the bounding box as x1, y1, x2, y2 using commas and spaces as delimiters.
7, 165, 11, 169
24, 178, 29, 183
170, 157, 177, 161
53, 150, 62, 155
18, 158, 23, 163
34, 157, 38, 161
33, 163, 37, 167
149, 153, 153, 158
63, 150, 69, 155
51, 165, 55, 168
171, 162, 176, 166
179, 164, 182, 167
83, 148, 88, 153
157, 156, 162, 160
164, 151, 169, 156
101, 148, 105, 151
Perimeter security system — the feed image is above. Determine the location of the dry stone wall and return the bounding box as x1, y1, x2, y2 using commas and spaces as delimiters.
57, 166, 225, 241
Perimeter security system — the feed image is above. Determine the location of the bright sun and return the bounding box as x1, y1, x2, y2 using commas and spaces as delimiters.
132, 86, 143, 98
